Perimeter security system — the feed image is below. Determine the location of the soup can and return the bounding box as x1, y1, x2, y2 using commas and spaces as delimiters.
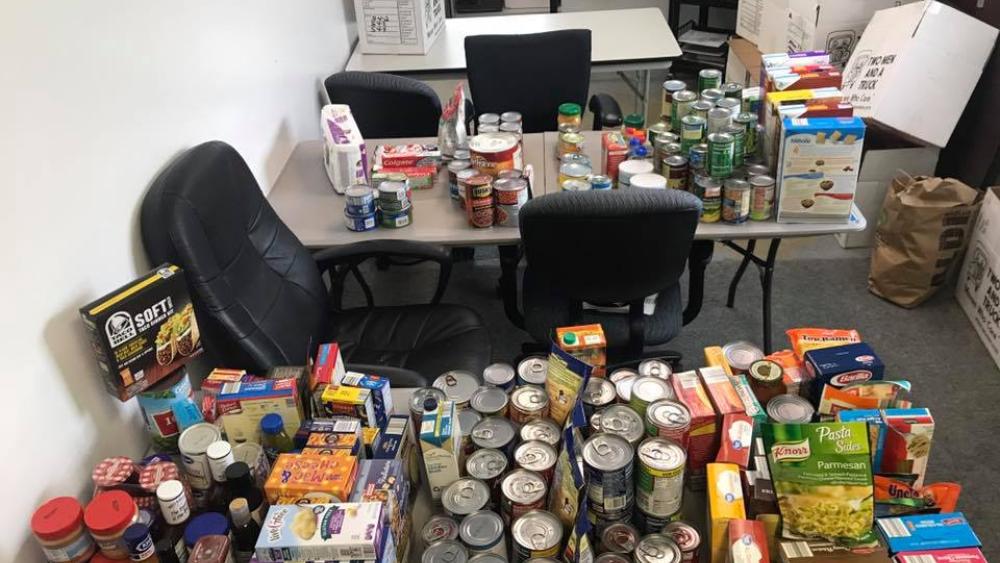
699, 177, 722, 223
500, 470, 547, 526
590, 175, 614, 190
344, 209, 377, 232
629, 377, 675, 419
597, 554, 633, 563
443, 478, 492, 519
697, 69, 722, 92
767, 394, 815, 424
433, 370, 479, 409
647, 121, 671, 146
510, 385, 549, 424
495, 203, 521, 227
639, 359, 672, 379
614, 375, 636, 403
460, 510, 507, 559
448, 160, 472, 200
595, 405, 645, 447
379, 204, 412, 229
736, 112, 758, 156
664, 522, 702, 563
561, 178, 591, 192
512, 511, 561, 563
582, 377, 616, 419
716, 97, 742, 117
636, 437, 685, 517
424, 540, 469, 563
660, 79, 688, 123
517, 357, 548, 386
483, 363, 516, 392
177, 423, 220, 493
749, 174, 776, 221
494, 178, 528, 206
706, 108, 732, 136
688, 100, 713, 122
456, 169, 479, 205
699, 88, 723, 104
679, 115, 705, 153
471, 132, 521, 176
519, 419, 562, 448
721, 82, 743, 101
471, 416, 517, 459
470, 386, 509, 417
634, 533, 682, 563
669, 90, 698, 131
467, 449, 509, 504
583, 433, 634, 519
470, 555, 508, 563
609, 368, 638, 384
722, 178, 751, 224
724, 123, 747, 168
707, 132, 734, 178
745, 163, 770, 178
459, 409, 483, 456
663, 155, 689, 191
409, 387, 447, 428
422, 514, 459, 547
601, 521, 640, 554
722, 340, 764, 373
645, 400, 691, 449
689, 143, 708, 171
514, 440, 558, 482
463, 173, 493, 200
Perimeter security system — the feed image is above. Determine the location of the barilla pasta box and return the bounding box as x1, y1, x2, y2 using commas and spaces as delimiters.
294, 417, 363, 450
728, 519, 770, 563
320, 385, 378, 427
79, 264, 203, 401
374, 415, 421, 493
837, 409, 888, 474
556, 324, 608, 377
881, 408, 935, 488
264, 453, 359, 505
776, 116, 866, 224
217, 379, 302, 445
699, 367, 746, 416
805, 342, 884, 402
340, 372, 394, 428
780, 539, 891, 563
877, 513, 981, 554
254, 502, 383, 562
350, 460, 409, 562
673, 371, 719, 487
894, 548, 987, 563
420, 400, 461, 501
707, 463, 747, 563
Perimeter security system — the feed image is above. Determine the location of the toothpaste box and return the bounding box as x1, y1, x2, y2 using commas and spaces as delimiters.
340, 372, 394, 428
877, 513, 981, 553
255, 502, 383, 562
374, 415, 421, 494
881, 408, 935, 488
805, 342, 884, 401
217, 378, 303, 445
837, 409, 887, 474
374, 143, 442, 168
294, 417, 363, 450
894, 548, 988, 563
673, 371, 719, 487
320, 385, 378, 427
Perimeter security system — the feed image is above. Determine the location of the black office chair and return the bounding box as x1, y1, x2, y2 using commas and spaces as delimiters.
516, 189, 711, 365
324, 71, 444, 138
141, 141, 492, 386
464, 30, 622, 133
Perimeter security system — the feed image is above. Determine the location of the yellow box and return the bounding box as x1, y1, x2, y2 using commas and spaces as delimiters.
320, 385, 376, 426
556, 324, 608, 377
703, 346, 733, 376
264, 453, 358, 505
707, 462, 746, 563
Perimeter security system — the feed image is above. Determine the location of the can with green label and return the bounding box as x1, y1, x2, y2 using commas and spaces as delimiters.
735, 112, 758, 159
707, 132, 734, 179
725, 124, 747, 168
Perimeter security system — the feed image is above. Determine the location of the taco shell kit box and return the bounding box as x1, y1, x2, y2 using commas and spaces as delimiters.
955, 187, 1000, 371
80, 264, 203, 401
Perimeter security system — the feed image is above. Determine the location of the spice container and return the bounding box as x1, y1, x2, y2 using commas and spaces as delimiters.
157, 480, 191, 526
31, 497, 97, 563
85, 490, 139, 559
557, 103, 582, 132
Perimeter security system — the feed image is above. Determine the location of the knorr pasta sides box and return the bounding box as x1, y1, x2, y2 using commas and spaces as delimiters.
672, 370, 719, 486
707, 462, 746, 563
762, 422, 874, 542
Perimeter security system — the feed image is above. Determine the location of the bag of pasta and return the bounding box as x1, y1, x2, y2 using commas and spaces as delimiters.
762, 422, 875, 542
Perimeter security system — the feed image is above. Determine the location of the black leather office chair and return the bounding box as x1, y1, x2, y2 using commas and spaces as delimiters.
324, 71, 444, 138
516, 189, 712, 365
141, 141, 492, 386
464, 30, 622, 133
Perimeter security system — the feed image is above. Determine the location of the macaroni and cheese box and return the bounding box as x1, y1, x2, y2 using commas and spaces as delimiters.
79, 264, 203, 401
804, 342, 884, 401
374, 415, 421, 494
264, 453, 359, 505
894, 548, 987, 563
877, 513, 981, 553
320, 385, 378, 427
305, 432, 363, 456
217, 378, 303, 445
254, 502, 383, 562
556, 324, 608, 377
673, 371, 719, 487
294, 417, 363, 450
341, 372, 394, 428
707, 463, 747, 563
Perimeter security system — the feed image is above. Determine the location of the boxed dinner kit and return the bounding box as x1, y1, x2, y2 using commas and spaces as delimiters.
350, 459, 410, 561
893, 548, 988, 563
877, 513, 981, 553
217, 378, 303, 445
264, 453, 359, 504
255, 502, 385, 561
80, 264, 203, 401
374, 414, 422, 492
340, 372, 394, 428
320, 384, 378, 427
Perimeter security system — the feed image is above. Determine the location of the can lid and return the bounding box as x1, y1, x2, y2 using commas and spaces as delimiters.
663, 80, 687, 91
664, 522, 701, 551
511, 510, 561, 550
92, 456, 135, 487
459, 510, 504, 546
206, 440, 232, 461
422, 515, 459, 543
31, 497, 84, 541
635, 533, 682, 563
624, 113, 645, 127
558, 103, 582, 116
467, 448, 508, 478
156, 479, 185, 503
84, 490, 137, 536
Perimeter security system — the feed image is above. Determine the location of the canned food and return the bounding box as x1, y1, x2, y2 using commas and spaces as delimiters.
748, 359, 786, 405
494, 178, 528, 206
517, 357, 548, 386
645, 400, 692, 449
745, 163, 770, 178
500, 470, 547, 526
448, 160, 472, 200
500, 122, 523, 140
670, 90, 698, 131
462, 174, 493, 200
689, 143, 708, 171
608, 368, 638, 384
698, 177, 722, 223
724, 123, 746, 168
519, 419, 562, 448
510, 385, 549, 424
639, 359, 672, 379
722, 178, 750, 224
483, 363, 516, 392
561, 179, 591, 191
460, 510, 507, 559
433, 370, 479, 409
597, 554, 633, 563
467, 448, 509, 501
631, 173, 667, 190
379, 204, 412, 229
716, 97, 741, 117
634, 509, 682, 536
722, 341, 764, 373
459, 409, 483, 456
470, 386, 509, 417
496, 203, 521, 227
688, 100, 714, 122
679, 115, 705, 153
636, 438, 686, 517
232, 442, 269, 489
707, 133, 734, 178
558, 131, 586, 156
739, 113, 760, 157
422, 514, 460, 547
501, 111, 523, 125
479, 113, 501, 126
660, 79, 687, 123
344, 209, 377, 232
558, 153, 592, 187
706, 108, 732, 136
601, 521, 639, 554
443, 478, 492, 519
629, 376, 675, 419
178, 423, 222, 493
700, 88, 723, 104
634, 533, 682, 563
514, 440, 557, 482
344, 185, 376, 214
664, 522, 702, 563
409, 387, 447, 427
471, 416, 517, 459
582, 377, 616, 419
479, 124, 499, 133
595, 405, 645, 446
498, 169, 524, 179
424, 539, 469, 563
377, 180, 410, 202
583, 433, 635, 517
470, 133, 522, 176
663, 155, 689, 191
749, 174, 775, 221
617, 159, 654, 188
511, 510, 561, 563
767, 394, 815, 423
647, 121, 672, 146
614, 375, 636, 403
590, 175, 614, 190
698, 69, 722, 92
721, 82, 743, 100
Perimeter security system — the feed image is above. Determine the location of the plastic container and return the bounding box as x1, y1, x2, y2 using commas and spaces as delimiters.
31, 497, 97, 563
123, 523, 157, 561
260, 413, 293, 463
84, 490, 138, 559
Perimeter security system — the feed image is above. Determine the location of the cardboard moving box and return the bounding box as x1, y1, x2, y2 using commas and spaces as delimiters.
725, 37, 763, 87
955, 187, 1000, 371
354, 0, 445, 55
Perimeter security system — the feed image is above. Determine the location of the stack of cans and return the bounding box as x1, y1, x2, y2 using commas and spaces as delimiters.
343, 185, 377, 232
376, 179, 413, 229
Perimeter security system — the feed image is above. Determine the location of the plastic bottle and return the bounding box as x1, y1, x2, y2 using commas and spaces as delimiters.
260, 413, 293, 463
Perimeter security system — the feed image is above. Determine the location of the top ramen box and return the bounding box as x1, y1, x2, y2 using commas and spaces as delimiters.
804, 342, 884, 401
894, 548, 987, 563
254, 502, 384, 562
80, 264, 203, 401
877, 513, 981, 554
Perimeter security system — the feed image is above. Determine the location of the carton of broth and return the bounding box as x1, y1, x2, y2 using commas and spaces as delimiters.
419, 399, 462, 502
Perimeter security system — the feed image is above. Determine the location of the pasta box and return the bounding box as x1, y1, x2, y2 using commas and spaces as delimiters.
79, 264, 203, 401
877, 513, 981, 553
894, 548, 987, 563
350, 460, 409, 562
373, 415, 421, 492
254, 502, 383, 562
804, 342, 884, 400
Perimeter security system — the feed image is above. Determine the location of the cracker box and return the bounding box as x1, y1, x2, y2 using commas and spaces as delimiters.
341, 372, 394, 428
776, 116, 865, 224
374, 415, 421, 493
894, 548, 987, 563
79, 264, 203, 401
320, 385, 377, 427
780, 539, 891, 563
217, 378, 303, 445
707, 463, 747, 563
728, 519, 770, 563
254, 502, 383, 562
264, 453, 359, 505
881, 408, 934, 488
877, 513, 981, 554
420, 400, 461, 501
673, 370, 719, 487
556, 324, 608, 377
350, 460, 409, 561
294, 417, 363, 450
804, 342, 884, 401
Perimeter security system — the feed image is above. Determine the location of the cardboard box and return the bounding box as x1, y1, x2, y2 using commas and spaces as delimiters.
894, 548, 987, 563
881, 408, 934, 488
354, 0, 445, 55
321, 105, 368, 194
341, 372, 394, 428
699, 367, 746, 416
350, 460, 409, 562
264, 453, 359, 505
672, 370, 719, 484
320, 384, 378, 427
841, 1, 998, 147
804, 342, 884, 399
79, 264, 203, 401
877, 513, 981, 553
556, 324, 607, 377
374, 415, 422, 494
955, 187, 1000, 371
836, 409, 888, 474
707, 463, 747, 563
217, 378, 303, 445
780, 539, 891, 563
726, 37, 764, 87
728, 520, 770, 563
255, 502, 383, 562
762, 88, 843, 164
294, 417, 363, 450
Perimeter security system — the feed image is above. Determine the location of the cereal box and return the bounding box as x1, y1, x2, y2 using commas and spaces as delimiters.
699, 367, 746, 416
350, 460, 409, 561
804, 343, 884, 401
320, 385, 377, 427
556, 324, 608, 377
419, 400, 461, 501
79, 264, 203, 401
776, 116, 865, 224
254, 502, 383, 562
707, 463, 746, 563
881, 409, 934, 488
877, 513, 981, 553
341, 372, 394, 428
673, 370, 719, 486
217, 379, 303, 445
374, 415, 421, 493
293, 417, 363, 450
894, 548, 987, 563
264, 453, 359, 505
728, 519, 770, 563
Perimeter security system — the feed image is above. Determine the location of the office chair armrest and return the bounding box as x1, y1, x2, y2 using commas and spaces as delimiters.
683, 240, 715, 325
588, 93, 623, 131
464, 98, 476, 134
346, 363, 431, 387
314, 240, 453, 309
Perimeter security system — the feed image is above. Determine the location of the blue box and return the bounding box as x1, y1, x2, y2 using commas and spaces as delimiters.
374, 415, 421, 493
341, 372, 394, 428
804, 342, 884, 400
877, 513, 981, 553
836, 409, 887, 474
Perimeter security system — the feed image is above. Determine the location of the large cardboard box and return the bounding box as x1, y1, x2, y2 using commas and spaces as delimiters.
956, 187, 1000, 371
725, 37, 763, 87
841, 1, 998, 148
354, 0, 445, 55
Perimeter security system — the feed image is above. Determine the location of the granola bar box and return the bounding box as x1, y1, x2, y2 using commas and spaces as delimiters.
80, 264, 203, 401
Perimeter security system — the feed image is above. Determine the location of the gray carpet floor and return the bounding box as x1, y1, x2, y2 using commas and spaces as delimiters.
344, 239, 999, 556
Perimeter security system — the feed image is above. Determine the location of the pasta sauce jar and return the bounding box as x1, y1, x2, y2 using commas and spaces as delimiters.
31, 497, 97, 563
84, 490, 138, 559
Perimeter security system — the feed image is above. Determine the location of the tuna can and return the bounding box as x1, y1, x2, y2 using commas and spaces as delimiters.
748, 359, 786, 406
614, 375, 636, 403
707, 132, 734, 178
483, 363, 516, 392
635, 533, 682, 563
510, 385, 550, 424
517, 357, 548, 386
767, 394, 815, 424
424, 539, 469, 563
698, 177, 722, 223
688, 143, 708, 171
639, 359, 673, 379
584, 433, 634, 519
422, 514, 460, 547
663, 155, 689, 191
582, 377, 617, 419
697, 69, 722, 92
749, 174, 776, 221
459, 409, 484, 456
514, 440, 557, 482
629, 377, 675, 419
344, 209, 377, 232
470, 132, 521, 176
722, 178, 751, 224
722, 341, 764, 374
344, 185, 376, 215
470, 386, 509, 417
601, 521, 639, 554
688, 100, 714, 122
495, 203, 521, 227
609, 368, 638, 384
448, 160, 472, 200
645, 400, 691, 448
636, 437, 686, 517
494, 177, 529, 206
660, 79, 688, 123
721, 82, 743, 101
377, 180, 410, 203
232, 443, 269, 489
467, 448, 509, 504
443, 478, 492, 519
699, 88, 723, 104
511, 510, 561, 563
595, 405, 645, 447
716, 97, 742, 118
500, 470, 547, 526
669, 90, 698, 131
736, 112, 758, 157
460, 510, 507, 559
590, 174, 614, 190
724, 124, 746, 168
409, 387, 447, 428
562, 178, 591, 192
597, 554, 633, 563
519, 419, 562, 448
664, 522, 702, 563
433, 370, 480, 410
745, 163, 770, 178
471, 416, 517, 459
679, 115, 706, 153
634, 509, 682, 536
379, 204, 412, 229
178, 423, 221, 497
706, 108, 732, 136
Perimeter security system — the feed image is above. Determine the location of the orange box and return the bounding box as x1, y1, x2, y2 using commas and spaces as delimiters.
698, 367, 745, 416
672, 370, 718, 482
264, 453, 358, 504
556, 324, 608, 377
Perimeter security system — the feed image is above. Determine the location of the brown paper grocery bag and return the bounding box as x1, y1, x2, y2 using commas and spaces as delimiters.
869, 172, 982, 308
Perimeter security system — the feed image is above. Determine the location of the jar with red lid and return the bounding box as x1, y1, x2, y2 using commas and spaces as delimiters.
31, 497, 97, 563
85, 490, 138, 559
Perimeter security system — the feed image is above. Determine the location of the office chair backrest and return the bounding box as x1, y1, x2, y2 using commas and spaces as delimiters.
324, 71, 442, 138
141, 141, 328, 371
465, 30, 591, 134
520, 189, 702, 303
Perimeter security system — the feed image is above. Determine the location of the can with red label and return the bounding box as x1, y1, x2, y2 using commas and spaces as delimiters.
509, 385, 549, 424
468, 195, 495, 228
470, 133, 522, 176
493, 177, 528, 206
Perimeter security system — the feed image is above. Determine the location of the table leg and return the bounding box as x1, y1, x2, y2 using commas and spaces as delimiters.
498, 244, 524, 329
640, 68, 650, 116
726, 239, 756, 307
759, 239, 781, 354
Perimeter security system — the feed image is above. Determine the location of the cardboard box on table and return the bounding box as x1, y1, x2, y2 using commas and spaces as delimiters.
725, 37, 763, 87
354, 0, 445, 55
955, 186, 1000, 371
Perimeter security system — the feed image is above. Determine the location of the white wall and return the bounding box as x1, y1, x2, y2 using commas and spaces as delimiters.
1, 1, 356, 560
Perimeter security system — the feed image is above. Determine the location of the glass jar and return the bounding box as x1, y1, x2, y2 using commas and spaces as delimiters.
558, 153, 593, 188
32, 497, 97, 563
557, 131, 585, 156
260, 413, 294, 463
85, 491, 139, 559
557, 103, 582, 133
623, 113, 645, 133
